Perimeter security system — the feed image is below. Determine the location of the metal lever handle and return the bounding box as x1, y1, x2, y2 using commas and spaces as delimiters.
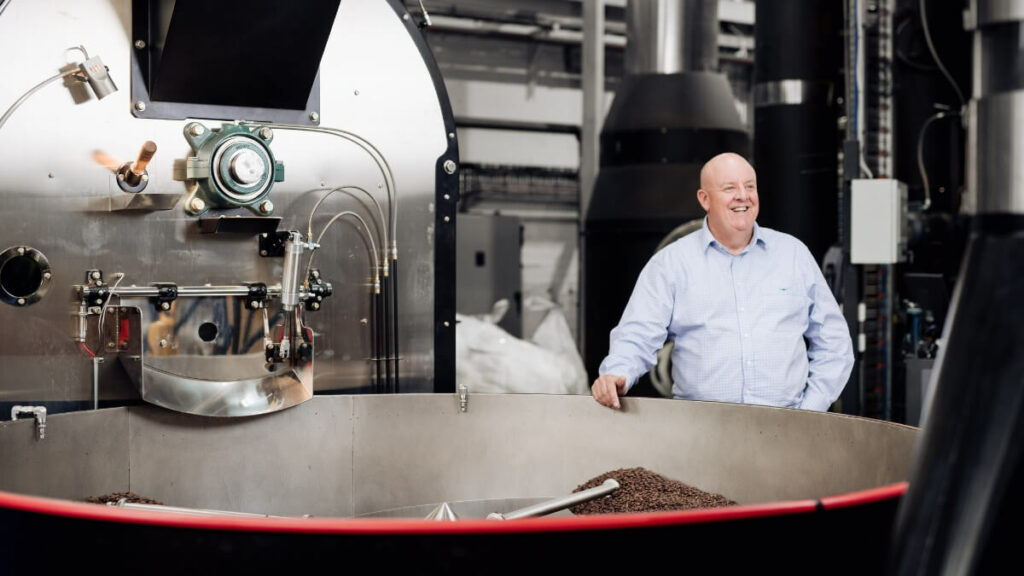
486, 478, 619, 520
131, 140, 157, 176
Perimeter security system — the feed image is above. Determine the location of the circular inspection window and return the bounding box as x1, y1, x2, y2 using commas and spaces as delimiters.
0, 246, 53, 307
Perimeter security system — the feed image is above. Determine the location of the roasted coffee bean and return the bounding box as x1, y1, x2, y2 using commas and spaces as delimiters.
84, 492, 164, 505
570, 467, 735, 515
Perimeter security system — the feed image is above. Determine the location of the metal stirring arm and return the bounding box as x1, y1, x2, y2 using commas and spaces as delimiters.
486, 478, 619, 520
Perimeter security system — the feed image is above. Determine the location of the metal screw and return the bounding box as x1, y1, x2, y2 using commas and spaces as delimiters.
134, 101, 147, 112
261, 233, 268, 238
17, 247, 25, 255
108, 341, 116, 349
260, 250, 268, 256
354, 89, 360, 96
91, 271, 101, 280
316, 295, 323, 302
189, 197, 206, 212
403, 12, 410, 20
141, 174, 149, 181
93, 298, 102, 305
134, 40, 146, 49
259, 200, 274, 214
309, 111, 320, 123
444, 321, 450, 327
43, 272, 52, 280
17, 298, 25, 305
189, 123, 206, 137
160, 302, 170, 311
443, 194, 450, 200
259, 127, 273, 140
47, 172, 55, 179
448, 132, 455, 139
443, 216, 450, 222
159, 339, 167, 348
360, 318, 368, 325
311, 302, 320, 310
443, 160, 457, 174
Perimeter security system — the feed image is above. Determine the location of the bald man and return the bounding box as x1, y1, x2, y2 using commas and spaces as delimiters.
591, 152, 854, 411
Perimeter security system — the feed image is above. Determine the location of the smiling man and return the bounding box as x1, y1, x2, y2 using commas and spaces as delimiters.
591, 152, 854, 411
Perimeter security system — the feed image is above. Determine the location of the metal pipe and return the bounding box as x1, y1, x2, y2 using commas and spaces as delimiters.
110, 285, 269, 297
112, 499, 294, 518
392, 255, 399, 392
486, 479, 620, 520
625, 0, 719, 75
280, 231, 304, 311
92, 357, 102, 410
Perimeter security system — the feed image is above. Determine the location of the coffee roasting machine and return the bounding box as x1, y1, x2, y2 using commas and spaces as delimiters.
1, 1, 1022, 574
0, 0, 459, 419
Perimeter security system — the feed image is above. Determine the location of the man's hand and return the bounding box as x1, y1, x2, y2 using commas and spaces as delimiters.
591, 374, 627, 409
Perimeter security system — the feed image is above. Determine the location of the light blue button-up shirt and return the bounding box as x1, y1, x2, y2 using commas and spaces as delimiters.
599, 218, 854, 411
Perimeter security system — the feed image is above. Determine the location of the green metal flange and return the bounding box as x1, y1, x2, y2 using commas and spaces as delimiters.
182, 122, 285, 216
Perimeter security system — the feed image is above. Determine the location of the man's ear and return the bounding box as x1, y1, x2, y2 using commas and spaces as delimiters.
697, 188, 710, 211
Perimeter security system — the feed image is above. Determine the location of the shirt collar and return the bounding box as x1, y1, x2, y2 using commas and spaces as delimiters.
700, 216, 767, 254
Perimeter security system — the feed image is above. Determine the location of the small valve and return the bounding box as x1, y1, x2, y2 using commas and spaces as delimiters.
116, 140, 157, 193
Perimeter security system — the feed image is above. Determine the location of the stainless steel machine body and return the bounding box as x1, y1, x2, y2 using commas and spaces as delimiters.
0, 0, 457, 415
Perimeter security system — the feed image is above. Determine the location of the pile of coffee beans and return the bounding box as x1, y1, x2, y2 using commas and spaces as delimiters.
569, 467, 735, 515
84, 492, 164, 505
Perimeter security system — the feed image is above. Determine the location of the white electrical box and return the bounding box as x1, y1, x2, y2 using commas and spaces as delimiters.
851, 179, 908, 264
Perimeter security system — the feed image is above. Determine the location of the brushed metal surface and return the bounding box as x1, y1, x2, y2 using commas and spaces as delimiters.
0, 408, 129, 500
0, 0, 448, 407
0, 395, 918, 517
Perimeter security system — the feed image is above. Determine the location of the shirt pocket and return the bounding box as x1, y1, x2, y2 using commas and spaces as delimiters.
759, 283, 808, 330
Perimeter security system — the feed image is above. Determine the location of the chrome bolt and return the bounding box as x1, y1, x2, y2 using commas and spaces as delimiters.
17, 247, 25, 255
134, 101, 147, 112
43, 272, 52, 280
443, 194, 450, 200
189, 197, 206, 212
17, 298, 25, 305
141, 173, 149, 181
134, 40, 146, 49
160, 302, 170, 311
316, 295, 323, 302
448, 132, 455, 139
444, 216, 450, 222
91, 271, 101, 280
309, 111, 320, 123
444, 321, 450, 327
259, 127, 273, 140
108, 341, 116, 349
259, 200, 274, 214
260, 250, 268, 256
443, 159, 457, 174
189, 123, 206, 137
93, 298, 102, 305
159, 339, 167, 348
311, 302, 320, 310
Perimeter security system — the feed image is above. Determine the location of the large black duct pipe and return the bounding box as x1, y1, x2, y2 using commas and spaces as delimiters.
583, 0, 751, 390
888, 1, 1024, 573
753, 0, 842, 264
